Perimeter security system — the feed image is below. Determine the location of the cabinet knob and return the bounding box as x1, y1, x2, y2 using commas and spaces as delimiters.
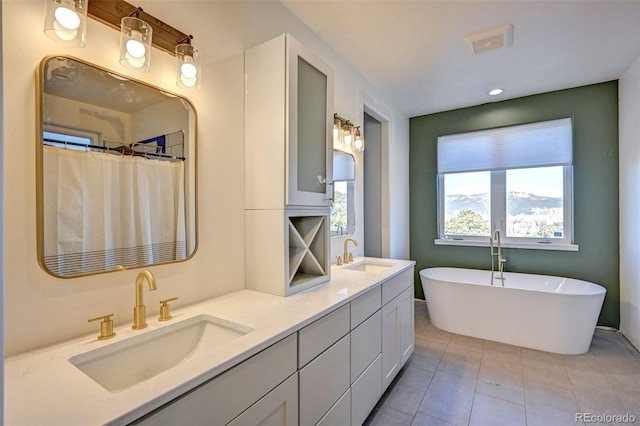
88, 313, 115, 340
158, 297, 178, 321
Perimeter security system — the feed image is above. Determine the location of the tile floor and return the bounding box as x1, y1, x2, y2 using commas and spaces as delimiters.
365, 300, 640, 426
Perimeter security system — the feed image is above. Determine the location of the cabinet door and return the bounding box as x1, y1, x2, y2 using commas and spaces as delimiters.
381, 297, 400, 391
381, 286, 415, 391
228, 373, 298, 426
287, 35, 334, 207
399, 286, 415, 367
299, 334, 350, 425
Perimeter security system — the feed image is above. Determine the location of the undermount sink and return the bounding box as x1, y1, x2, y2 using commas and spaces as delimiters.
69, 315, 253, 393
343, 259, 396, 273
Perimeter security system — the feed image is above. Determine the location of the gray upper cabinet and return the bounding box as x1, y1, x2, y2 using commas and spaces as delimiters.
245, 33, 334, 209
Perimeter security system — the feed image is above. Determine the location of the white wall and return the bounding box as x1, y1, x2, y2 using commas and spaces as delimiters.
2, 0, 409, 355
620, 55, 640, 351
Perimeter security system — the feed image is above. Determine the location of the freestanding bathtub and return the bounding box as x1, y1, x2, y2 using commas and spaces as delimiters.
419, 268, 607, 355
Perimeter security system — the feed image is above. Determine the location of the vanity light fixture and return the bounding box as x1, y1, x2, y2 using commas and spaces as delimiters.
175, 35, 201, 89
333, 113, 365, 152
119, 8, 152, 72
43, 0, 88, 47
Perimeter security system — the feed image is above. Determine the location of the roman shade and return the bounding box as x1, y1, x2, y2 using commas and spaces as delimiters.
437, 117, 573, 174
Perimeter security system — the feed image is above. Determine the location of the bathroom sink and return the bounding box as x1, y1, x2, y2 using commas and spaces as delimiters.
69, 315, 253, 392
343, 259, 396, 273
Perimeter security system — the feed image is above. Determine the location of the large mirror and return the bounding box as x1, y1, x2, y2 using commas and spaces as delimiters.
37, 56, 197, 278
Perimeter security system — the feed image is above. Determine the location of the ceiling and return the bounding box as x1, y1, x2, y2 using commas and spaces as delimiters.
281, 0, 640, 117
44, 56, 175, 114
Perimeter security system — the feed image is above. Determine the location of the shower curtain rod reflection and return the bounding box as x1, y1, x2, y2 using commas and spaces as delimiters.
43, 139, 186, 161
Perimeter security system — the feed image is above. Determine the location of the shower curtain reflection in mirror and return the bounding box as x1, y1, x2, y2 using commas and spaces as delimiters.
43, 146, 187, 276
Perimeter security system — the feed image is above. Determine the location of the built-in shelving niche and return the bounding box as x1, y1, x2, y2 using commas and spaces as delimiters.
288, 215, 327, 288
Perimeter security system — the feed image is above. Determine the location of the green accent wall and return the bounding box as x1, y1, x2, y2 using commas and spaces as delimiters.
410, 81, 619, 327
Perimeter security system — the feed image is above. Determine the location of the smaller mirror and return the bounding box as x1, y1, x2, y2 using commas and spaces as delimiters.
331, 150, 355, 236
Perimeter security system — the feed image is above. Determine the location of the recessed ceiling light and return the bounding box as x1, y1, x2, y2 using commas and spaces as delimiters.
489, 88, 503, 96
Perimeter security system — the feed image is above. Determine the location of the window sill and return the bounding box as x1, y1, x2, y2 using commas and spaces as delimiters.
434, 239, 579, 252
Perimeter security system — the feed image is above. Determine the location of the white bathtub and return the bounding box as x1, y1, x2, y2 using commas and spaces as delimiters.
419, 267, 607, 355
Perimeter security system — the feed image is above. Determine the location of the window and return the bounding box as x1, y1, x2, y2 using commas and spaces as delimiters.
331, 150, 355, 236
442, 171, 490, 237
43, 123, 102, 151
437, 118, 575, 249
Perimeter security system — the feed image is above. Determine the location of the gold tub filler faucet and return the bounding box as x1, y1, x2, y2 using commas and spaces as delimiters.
490, 229, 506, 286
133, 270, 157, 330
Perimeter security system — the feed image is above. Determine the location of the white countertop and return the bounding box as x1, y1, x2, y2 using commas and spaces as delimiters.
5, 257, 415, 426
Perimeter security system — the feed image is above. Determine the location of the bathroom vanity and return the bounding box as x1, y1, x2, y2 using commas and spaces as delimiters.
4, 258, 415, 425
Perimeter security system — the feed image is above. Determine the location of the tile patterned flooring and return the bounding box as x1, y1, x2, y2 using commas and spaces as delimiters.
365, 300, 640, 426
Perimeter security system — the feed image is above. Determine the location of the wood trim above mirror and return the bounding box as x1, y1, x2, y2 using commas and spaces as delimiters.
88, 0, 189, 55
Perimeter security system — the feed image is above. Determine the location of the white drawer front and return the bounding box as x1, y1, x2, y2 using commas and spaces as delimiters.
299, 334, 350, 425
350, 309, 381, 383
381, 268, 413, 305
350, 286, 381, 329
298, 303, 350, 368
317, 388, 351, 426
351, 354, 382, 426
227, 372, 298, 426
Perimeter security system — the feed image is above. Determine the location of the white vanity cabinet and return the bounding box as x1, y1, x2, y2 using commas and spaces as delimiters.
244, 33, 334, 296
381, 269, 415, 391
245, 33, 334, 209
136, 334, 298, 425
135, 270, 414, 426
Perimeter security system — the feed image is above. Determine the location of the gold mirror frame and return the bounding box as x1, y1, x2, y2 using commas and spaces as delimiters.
36, 55, 198, 278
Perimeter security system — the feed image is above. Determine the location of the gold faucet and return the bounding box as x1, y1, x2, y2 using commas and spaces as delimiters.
343, 237, 358, 264
133, 270, 157, 330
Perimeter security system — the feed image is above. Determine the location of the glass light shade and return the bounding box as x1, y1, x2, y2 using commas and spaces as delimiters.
43, 0, 88, 47
119, 16, 152, 72
353, 127, 365, 152
333, 118, 342, 145
175, 43, 201, 89
342, 123, 354, 147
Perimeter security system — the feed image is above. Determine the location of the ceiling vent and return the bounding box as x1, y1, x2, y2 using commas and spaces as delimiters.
464, 24, 513, 55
